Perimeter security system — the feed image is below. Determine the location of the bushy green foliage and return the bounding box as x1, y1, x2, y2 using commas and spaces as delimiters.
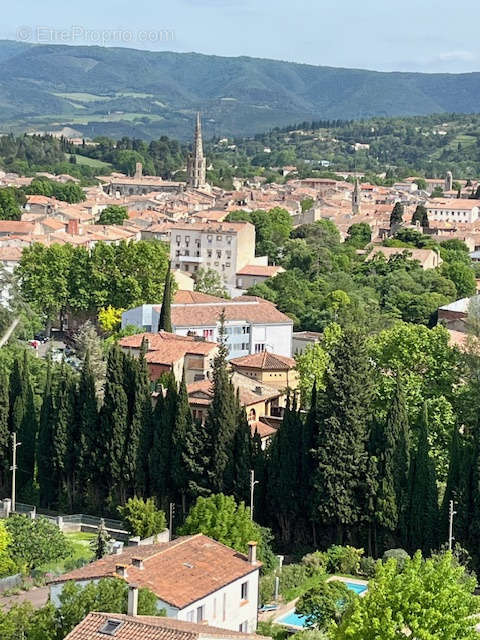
297, 579, 355, 630
326, 546, 364, 575
5, 515, 71, 571
118, 497, 166, 539
382, 548, 410, 571
98, 205, 128, 225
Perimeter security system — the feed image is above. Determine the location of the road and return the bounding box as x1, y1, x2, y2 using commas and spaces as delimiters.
0, 585, 49, 611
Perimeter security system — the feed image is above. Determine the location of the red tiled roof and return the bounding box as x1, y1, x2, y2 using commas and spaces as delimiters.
236, 265, 284, 277
171, 300, 291, 328
65, 612, 266, 640
0, 246, 23, 261
0, 221, 35, 233
49, 535, 260, 609
250, 421, 278, 439
230, 351, 295, 371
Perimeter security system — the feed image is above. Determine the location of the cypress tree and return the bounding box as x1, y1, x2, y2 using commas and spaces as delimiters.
100, 346, 128, 505
231, 391, 252, 504
135, 340, 154, 496
0, 372, 10, 494
441, 424, 463, 540
37, 361, 56, 507
150, 374, 177, 506
203, 311, 237, 494
170, 374, 195, 512
390, 202, 404, 228
407, 404, 439, 555
91, 518, 111, 559
51, 367, 75, 509
16, 351, 37, 498
267, 394, 303, 544
313, 329, 374, 545
76, 351, 100, 508
374, 377, 410, 547
301, 384, 321, 533
122, 354, 145, 498
158, 260, 173, 333
250, 429, 267, 525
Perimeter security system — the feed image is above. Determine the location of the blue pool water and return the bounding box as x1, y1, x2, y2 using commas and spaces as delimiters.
277, 582, 368, 628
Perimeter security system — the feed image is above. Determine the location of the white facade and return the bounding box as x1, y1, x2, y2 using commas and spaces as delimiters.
170, 224, 255, 286
50, 571, 259, 633
158, 571, 259, 633
427, 201, 479, 224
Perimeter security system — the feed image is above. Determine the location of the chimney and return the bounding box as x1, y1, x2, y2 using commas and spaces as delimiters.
132, 557, 144, 569
254, 386, 263, 396
67, 219, 79, 235
112, 541, 124, 555
248, 541, 257, 565
116, 564, 128, 578
127, 584, 138, 617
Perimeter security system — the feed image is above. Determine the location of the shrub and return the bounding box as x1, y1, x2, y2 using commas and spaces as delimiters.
358, 556, 377, 578
382, 548, 410, 572
326, 545, 364, 575
302, 551, 328, 575
118, 497, 166, 539
5, 515, 71, 572
279, 564, 309, 597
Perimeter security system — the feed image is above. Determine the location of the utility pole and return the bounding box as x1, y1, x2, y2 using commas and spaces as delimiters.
250, 470, 259, 521
169, 502, 175, 541
10, 432, 21, 513
448, 500, 457, 551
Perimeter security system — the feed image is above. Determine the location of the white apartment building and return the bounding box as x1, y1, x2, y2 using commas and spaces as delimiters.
122, 291, 293, 359
170, 222, 256, 285
49, 535, 261, 634
426, 199, 479, 224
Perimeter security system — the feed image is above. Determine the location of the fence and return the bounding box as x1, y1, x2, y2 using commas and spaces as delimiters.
1, 499, 128, 538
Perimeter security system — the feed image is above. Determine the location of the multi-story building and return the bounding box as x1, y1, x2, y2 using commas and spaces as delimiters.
170, 222, 256, 285
426, 199, 479, 224
121, 291, 293, 359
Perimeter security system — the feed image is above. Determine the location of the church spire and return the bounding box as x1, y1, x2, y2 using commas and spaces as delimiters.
187, 112, 207, 189
352, 178, 360, 215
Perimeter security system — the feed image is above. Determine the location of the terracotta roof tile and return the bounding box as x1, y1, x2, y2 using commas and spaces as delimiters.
49, 535, 259, 609
65, 612, 266, 640
230, 352, 295, 371
236, 265, 284, 277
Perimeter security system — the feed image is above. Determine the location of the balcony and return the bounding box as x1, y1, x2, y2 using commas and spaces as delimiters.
177, 255, 204, 263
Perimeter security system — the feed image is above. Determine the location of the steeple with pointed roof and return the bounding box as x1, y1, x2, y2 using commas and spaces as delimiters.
187, 112, 207, 189
352, 178, 361, 215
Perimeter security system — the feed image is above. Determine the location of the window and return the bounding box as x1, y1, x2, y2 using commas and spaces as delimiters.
176, 235, 181, 242
203, 329, 214, 339
226, 262, 231, 267
185, 265, 189, 271
176, 250, 180, 257
255, 343, 265, 353
216, 235, 222, 241
242, 326, 250, 334
223, 593, 227, 621
207, 250, 212, 258
241, 342, 249, 350
100, 619, 124, 636
239, 621, 248, 633
185, 236, 190, 243
186, 611, 195, 622
213, 598, 217, 619
185, 250, 190, 256
207, 235, 213, 243
216, 251, 222, 258
227, 236, 232, 244
196, 605, 205, 623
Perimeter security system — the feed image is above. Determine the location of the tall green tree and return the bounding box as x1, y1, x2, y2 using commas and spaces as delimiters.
15, 351, 37, 498
390, 202, 404, 227
37, 362, 56, 507
203, 312, 237, 494
170, 375, 196, 512
407, 404, 439, 554
232, 392, 252, 505
313, 329, 374, 544
267, 394, 303, 544
100, 346, 128, 504
76, 351, 99, 508
158, 260, 173, 332
0, 372, 10, 494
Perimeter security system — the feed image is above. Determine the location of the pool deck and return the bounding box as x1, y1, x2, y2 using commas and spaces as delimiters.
258, 575, 369, 625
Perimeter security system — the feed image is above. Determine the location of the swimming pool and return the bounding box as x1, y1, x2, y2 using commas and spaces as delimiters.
276, 581, 368, 628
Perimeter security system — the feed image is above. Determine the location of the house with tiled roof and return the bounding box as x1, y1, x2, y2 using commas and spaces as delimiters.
187, 371, 285, 441
235, 265, 284, 289
230, 351, 298, 390
49, 534, 261, 634
366, 246, 442, 270
119, 331, 218, 384
121, 292, 293, 359
65, 610, 267, 640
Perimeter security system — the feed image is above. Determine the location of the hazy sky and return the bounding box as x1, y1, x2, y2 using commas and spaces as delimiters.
2, 0, 479, 73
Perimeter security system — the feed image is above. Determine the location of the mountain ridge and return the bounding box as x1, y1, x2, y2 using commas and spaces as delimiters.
0, 40, 479, 139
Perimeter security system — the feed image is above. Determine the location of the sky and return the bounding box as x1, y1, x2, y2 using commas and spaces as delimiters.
2, 0, 479, 73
